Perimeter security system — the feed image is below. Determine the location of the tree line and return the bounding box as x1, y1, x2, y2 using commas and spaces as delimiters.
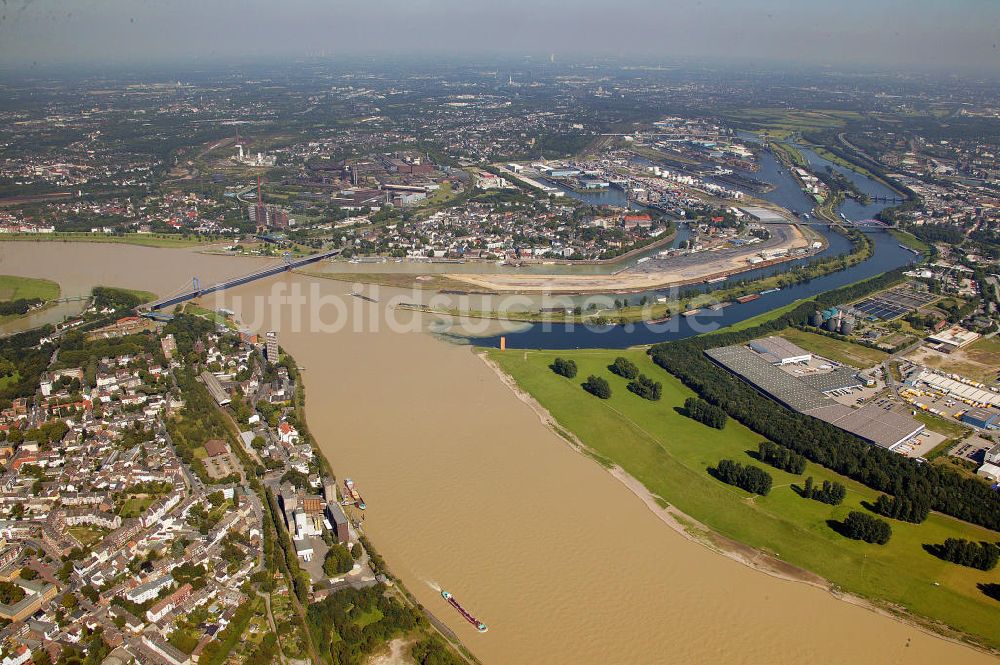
583, 375, 612, 399
648, 267, 1000, 533
713, 459, 772, 495
551, 357, 577, 378
610, 357, 639, 379
758, 441, 806, 474
925, 538, 999, 571
0, 298, 43, 317
683, 397, 727, 429
802, 476, 846, 505
842, 511, 892, 544
628, 374, 662, 401
873, 493, 931, 524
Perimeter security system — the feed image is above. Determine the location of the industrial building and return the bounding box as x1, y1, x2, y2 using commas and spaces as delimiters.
706, 342, 924, 450
961, 407, 1000, 430
200, 370, 231, 406
910, 370, 1000, 409
747, 336, 812, 365
326, 501, 350, 544
739, 206, 787, 224
925, 325, 981, 353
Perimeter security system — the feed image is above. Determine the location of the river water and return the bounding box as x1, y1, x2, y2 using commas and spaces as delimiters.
0, 241, 992, 664
0, 148, 993, 663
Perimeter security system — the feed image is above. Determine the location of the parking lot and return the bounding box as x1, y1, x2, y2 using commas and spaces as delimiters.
951, 435, 994, 465
897, 429, 947, 458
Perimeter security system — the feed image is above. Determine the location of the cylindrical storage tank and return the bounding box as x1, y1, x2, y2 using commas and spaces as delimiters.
840, 319, 855, 336
810, 311, 824, 327
826, 316, 841, 333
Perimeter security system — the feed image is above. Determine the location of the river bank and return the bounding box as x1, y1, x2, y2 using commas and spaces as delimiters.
392, 228, 868, 326
442, 224, 813, 294
483, 347, 1000, 657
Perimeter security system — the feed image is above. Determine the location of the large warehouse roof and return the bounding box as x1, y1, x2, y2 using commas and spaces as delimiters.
740, 207, 788, 224
800, 367, 864, 393
806, 403, 924, 449
748, 336, 812, 364
705, 345, 829, 412
707, 343, 924, 450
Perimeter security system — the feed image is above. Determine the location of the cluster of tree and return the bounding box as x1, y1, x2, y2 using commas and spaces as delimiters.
757, 441, 806, 474
873, 493, 930, 524
981, 583, 1000, 602
410, 636, 465, 665
550, 357, 577, 379
904, 311, 944, 332
166, 370, 239, 485
164, 313, 218, 358
647, 268, 1000, 533
926, 538, 999, 571
683, 396, 727, 429
263, 487, 311, 603
904, 223, 965, 245
0, 581, 25, 605
0, 298, 43, 316
307, 585, 424, 665
54, 330, 160, 372
91, 286, 153, 312
801, 476, 846, 505
627, 374, 662, 401
171, 562, 208, 589
198, 598, 259, 665
583, 375, 612, 399
323, 543, 355, 576
610, 356, 639, 379
713, 459, 772, 495
841, 511, 892, 545
245, 633, 280, 665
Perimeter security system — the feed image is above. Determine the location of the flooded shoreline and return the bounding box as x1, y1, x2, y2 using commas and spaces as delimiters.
0, 242, 996, 664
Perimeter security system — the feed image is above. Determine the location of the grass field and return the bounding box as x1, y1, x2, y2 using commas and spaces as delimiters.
769, 141, 806, 168
66, 525, 109, 548
118, 497, 156, 518
910, 336, 1000, 385
889, 229, 931, 254
778, 327, 888, 368
725, 108, 861, 135
913, 411, 972, 440
0, 232, 212, 248
0, 275, 60, 302
184, 302, 238, 329
963, 337, 1000, 380
708, 299, 806, 334
487, 347, 1000, 650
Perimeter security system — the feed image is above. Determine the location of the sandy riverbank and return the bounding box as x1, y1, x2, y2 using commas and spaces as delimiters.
446, 224, 812, 293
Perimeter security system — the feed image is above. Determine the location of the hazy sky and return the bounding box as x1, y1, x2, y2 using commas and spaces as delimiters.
1, 0, 998, 71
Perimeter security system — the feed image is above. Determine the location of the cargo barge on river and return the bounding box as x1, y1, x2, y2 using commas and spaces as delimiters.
441, 590, 488, 633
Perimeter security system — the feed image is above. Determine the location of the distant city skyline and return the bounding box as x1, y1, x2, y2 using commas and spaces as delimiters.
0, 0, 998, 73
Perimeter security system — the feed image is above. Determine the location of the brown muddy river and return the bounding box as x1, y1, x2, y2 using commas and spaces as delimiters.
2, 241, 995, 664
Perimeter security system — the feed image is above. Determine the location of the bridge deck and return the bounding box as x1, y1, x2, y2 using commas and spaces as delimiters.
145, 249, 339, 311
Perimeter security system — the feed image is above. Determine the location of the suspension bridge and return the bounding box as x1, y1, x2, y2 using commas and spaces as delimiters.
141, 249, 340, 313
